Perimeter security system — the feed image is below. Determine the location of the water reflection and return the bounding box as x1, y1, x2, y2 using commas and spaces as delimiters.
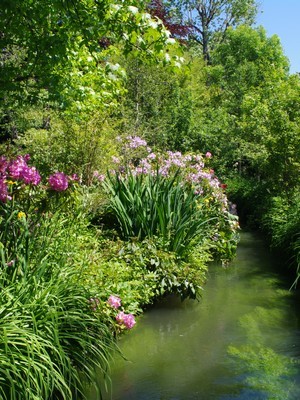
87, 232, 300, 400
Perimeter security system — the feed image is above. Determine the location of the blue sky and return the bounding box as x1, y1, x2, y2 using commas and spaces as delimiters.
256, 0, 300, 73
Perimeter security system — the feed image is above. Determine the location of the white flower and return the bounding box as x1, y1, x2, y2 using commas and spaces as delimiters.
128, 6, 139, 14
166, 38, 176, 44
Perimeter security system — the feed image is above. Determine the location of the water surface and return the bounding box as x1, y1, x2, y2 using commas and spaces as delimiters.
92, 232, 300, 399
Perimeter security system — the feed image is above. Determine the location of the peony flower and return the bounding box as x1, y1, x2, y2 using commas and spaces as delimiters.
48, 172, 69, 191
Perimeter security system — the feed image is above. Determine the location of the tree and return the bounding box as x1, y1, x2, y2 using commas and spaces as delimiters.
147, 0, 190, 39
188, 25, 300, 195
173, 0, 258, 62
0, 0, 180, 113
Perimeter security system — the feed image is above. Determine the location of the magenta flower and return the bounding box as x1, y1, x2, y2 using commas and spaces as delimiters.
0, 156, 8, 175
48, 172, 69, 191
7, 155, 41, 185
108, 295, 121, 309
116, 311, 136, 329
22, 166, 41, 185
8, 156, 28, 180
0, 178, 10, 202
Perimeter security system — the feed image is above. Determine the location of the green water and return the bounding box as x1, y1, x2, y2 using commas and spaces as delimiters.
91, 232, 300, 399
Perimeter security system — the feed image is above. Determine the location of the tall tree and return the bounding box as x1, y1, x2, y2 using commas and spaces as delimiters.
173, 0, 258, 62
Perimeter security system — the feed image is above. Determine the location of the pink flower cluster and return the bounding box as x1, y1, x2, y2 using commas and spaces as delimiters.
48, 172, 69, 191
0, 154, 79, 203
8, 154, 41, 185
93, 170, 105, 182
126, 135, 147, 149
108, 295, 121, 309
116, 311, 136, 329
107, 295, 136, 330
0, 155, 41, 202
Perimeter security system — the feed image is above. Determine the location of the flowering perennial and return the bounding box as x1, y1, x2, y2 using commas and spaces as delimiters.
107, 295, 136, 329
109, 136, 229, 212
0, 155, 41, 202
48, 172, 69, 192
108, 295, 121, 309
0, 154, 77, 203
116, 311, 136, 329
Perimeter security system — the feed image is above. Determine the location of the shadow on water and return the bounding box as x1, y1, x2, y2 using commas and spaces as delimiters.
86, 232, 300, 400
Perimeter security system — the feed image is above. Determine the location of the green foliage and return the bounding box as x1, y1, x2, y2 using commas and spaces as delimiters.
83, 236, 211, 307
0, 160, 119, 399
0, 212, 117, 400
119, 53, 191, 151
174, 0, 258, 61
0, 0, 182, 114
262, 192, 300, 287
99, 137, 239, 260
103, 170, 215, 256
15, 110, 117, 183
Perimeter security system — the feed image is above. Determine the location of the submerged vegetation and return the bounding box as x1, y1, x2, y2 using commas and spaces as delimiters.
0, 0, 299, 397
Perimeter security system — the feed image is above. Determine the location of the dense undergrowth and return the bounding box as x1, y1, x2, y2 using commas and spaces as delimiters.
0, 141, 239, 399
227, 176, 300, 286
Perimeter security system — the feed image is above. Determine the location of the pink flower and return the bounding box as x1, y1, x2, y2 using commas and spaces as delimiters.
0, 178, 10, 202
0, 156, 8, 175
7, 155, 41, 185
116, 311, 136, 329
48, 172, 69, 191
108, 295, 121, 309
22, 166, 41, 185
205, 152, 212, 158
69, 173, 79, 182
93, 171, 105, 182
8, 156, 27, 180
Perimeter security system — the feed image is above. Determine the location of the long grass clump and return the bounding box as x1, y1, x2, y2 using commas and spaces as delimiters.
103, 169, 215, 256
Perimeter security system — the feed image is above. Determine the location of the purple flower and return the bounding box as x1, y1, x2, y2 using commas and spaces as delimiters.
93, 171, 105, 182
0, 178, 10, 202
0, 156, 8, 175
127, 135, 147, 149
69, 173, 79, 182
22, 166, 41, 185
48, 172, 69, 191
8, 156, 27, 180
7, 155, 41, 185
116, 311, 136, 329
7, 260, 15, 267
108, 295, 121, 309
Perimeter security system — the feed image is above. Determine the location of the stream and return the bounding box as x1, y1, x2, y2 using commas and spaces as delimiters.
89, 231, 300, 399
